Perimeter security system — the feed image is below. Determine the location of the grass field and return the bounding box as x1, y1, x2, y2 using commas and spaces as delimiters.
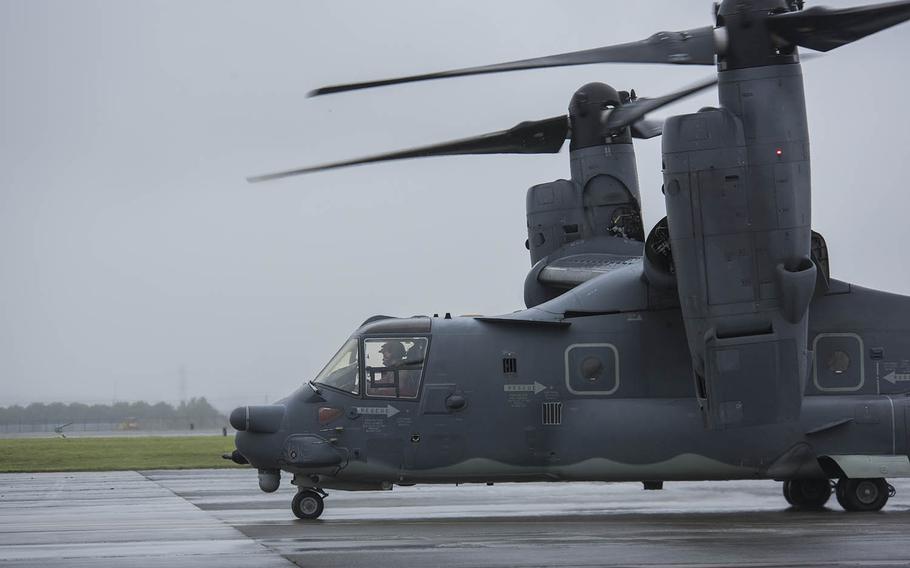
0, 436, 244, 473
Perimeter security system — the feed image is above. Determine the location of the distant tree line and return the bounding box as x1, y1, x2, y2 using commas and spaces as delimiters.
0, 398, 226, 430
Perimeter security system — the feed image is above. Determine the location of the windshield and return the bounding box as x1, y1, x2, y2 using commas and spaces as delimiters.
313, 338, 360, 394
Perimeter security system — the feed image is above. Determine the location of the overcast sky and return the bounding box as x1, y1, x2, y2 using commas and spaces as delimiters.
2, 1, 908, 412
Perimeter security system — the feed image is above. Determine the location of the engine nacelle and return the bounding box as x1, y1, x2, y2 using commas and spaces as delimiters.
662, 102, 813, 430
524, 144, 644, 307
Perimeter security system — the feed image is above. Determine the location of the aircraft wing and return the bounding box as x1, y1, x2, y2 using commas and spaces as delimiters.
538, 253, 642, 289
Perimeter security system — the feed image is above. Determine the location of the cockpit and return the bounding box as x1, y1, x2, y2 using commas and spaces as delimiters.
312, 335, 429, 399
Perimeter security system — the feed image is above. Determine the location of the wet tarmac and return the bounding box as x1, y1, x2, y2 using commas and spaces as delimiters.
2, 469, 910, 567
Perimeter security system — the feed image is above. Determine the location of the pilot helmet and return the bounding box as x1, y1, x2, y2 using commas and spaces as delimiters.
379, 341, 405, 359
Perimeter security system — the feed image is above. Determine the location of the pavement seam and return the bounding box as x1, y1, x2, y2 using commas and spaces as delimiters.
137, 469, 300, 567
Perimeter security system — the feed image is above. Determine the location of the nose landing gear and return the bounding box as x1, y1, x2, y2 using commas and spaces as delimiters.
292, 488, 327, 520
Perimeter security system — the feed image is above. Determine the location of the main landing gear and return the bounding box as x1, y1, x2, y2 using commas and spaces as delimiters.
835, 478, 895, 512
783, 479, 831, 510
292, 488, 327, 520
783, 478, 895, 512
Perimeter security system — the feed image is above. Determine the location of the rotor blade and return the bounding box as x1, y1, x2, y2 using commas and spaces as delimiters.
603, 76, 717, 132
630, 118, 663, 139
309, 26, 717, 97
247, 115, 569, 182
767, 0, 910, 52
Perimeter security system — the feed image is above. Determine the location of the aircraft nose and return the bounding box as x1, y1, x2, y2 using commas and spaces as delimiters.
230, 405, 287, 472
229, 404, 286, 433
234, 426, 286, 469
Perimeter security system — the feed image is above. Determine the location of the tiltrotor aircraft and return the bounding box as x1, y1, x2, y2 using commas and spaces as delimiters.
227, 0, 910, 520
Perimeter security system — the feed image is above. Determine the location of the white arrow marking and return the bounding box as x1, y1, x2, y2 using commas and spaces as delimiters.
354, 405, 400, 417
504, 382, 547, 395
883, 372, 910, 384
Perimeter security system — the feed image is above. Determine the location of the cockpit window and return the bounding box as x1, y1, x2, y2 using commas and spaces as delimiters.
313, 338, 360, 395
364, 337, 427, 399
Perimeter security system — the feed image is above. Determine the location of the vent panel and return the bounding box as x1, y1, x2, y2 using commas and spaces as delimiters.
542, 401, 562, 426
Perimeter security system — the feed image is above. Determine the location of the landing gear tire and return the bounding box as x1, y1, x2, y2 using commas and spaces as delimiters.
782, 480, 796, 506
835, 478, 890, 512
783, 479, 831, 510
291, 489, 325, 520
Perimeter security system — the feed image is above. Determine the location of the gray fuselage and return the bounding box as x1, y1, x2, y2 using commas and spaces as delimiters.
235, 270, 910, 488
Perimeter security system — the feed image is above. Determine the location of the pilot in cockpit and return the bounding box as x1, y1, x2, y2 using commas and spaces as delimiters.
372, 340, 422, 398
380, 340, 405, 366
369, 341, 405, 396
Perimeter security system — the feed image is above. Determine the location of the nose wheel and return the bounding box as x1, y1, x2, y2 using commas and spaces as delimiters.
292, 488, 326, 520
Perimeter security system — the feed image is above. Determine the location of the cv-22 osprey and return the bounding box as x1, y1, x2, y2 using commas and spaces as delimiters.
226, 0, 910, 519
